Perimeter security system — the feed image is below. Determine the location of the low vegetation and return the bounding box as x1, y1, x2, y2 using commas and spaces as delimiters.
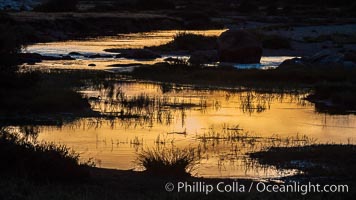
250, 144, 356, 179
0, 13, 36, 65
2, 14, 95, 118
127, 62, 356, 87
125, 62, 356, 112
150, 32, 217, 52
0, 70, 96, 116
307, 82, 356, 112
0, 128, 91, 181
137, 145, 199, 177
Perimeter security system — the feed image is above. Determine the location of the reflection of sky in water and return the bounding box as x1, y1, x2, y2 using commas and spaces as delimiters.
21, 30, 356, 179
34, 82, 356, 179
232, 56, 296, 69
25, 30, 226, 55
23, 30, 224, 71
23, 29, 291, 71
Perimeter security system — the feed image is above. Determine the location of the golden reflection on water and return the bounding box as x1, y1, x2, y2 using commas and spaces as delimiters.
36, 82, 356, 179
26, 30, 226, 54
23, 29, 293, 71
23, 30, 226, 71
23, 29, 355, 178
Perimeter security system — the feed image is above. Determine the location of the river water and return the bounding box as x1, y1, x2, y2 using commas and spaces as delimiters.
20, 30, 356, 179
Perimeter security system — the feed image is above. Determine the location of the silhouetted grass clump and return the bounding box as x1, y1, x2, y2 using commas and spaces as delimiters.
0, 128, 91, 181
150, 33, 217, 52
138, 146, 199, 177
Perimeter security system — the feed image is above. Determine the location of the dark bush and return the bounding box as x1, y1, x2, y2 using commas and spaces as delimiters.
0, 128, 91, 181
150, 32, 217, 52
137, 146, 199, 177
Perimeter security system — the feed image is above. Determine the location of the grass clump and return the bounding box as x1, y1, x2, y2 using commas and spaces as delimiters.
138, 145, 199, 177
0, 128, 92, 182
150, 32, 217, 52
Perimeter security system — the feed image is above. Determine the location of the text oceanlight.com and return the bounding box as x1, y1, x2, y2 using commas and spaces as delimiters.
164, 181, 349, 195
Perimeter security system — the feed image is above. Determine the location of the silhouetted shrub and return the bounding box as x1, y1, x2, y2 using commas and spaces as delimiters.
150, 32, 217, 52
0, 128, 92, 181
138, 145, 199, 177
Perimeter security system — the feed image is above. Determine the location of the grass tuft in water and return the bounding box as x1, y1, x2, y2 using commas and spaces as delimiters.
137, 145, 199, 177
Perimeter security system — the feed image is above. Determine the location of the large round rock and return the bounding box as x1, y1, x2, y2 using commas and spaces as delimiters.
217, 30, 263, 64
